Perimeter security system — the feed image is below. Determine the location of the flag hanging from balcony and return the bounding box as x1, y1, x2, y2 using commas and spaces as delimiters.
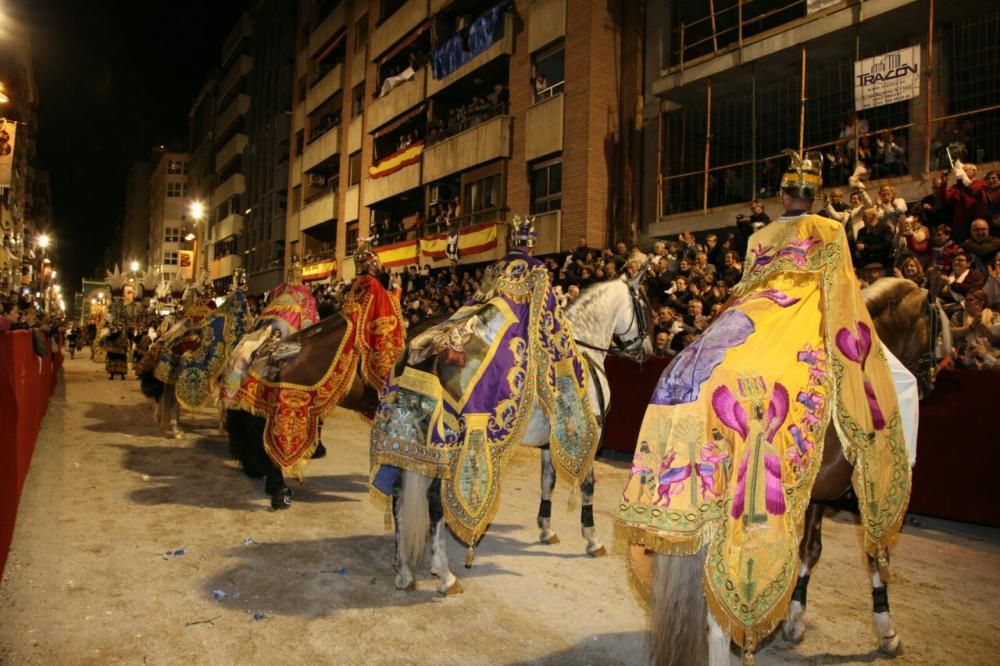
0, 121, 17, 187
369, 142, 424, 179
302, 259, 337, 281
431, 0, 512, 80
376, 239, 419, 268
421, 222, 498, 260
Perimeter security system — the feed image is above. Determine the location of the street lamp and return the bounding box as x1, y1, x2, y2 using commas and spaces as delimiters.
129, 260, 140, 273
189, 200, 205, 222
37, 234, 50, 249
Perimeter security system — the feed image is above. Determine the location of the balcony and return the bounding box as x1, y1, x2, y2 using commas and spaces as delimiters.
350, 49, 366, 86
370, 0, 429, 61
368, 66, 426, 132
427, 13, 513, 97
213, 213, 245, 241
215, 133, 247, 170
363, 161, 422, 206
211, 173, 246, 208
308, 1, 346, 58
300, 191, 338, 231
222, 13, 253, 66
303, 126, 341, 173
344, 185, 360, 222
215, 94, 250, 135
528, 0, 566, 53
293, 103, 305, 132
219, 54, 253, 101
422, 115, 511, 183
524, 93, 564, 162
306, 63, 343, 115
347, 116, 363, 153
210, 254, 242, 281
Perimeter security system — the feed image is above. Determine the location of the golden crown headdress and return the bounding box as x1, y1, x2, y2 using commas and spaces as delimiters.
780, 149, 824, 199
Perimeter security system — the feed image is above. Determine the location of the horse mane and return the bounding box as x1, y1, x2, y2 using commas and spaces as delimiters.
862, 277, 928, 369
565, 279, 623, 318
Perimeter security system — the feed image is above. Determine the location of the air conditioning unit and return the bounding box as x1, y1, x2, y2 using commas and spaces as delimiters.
308, 173, 327, 188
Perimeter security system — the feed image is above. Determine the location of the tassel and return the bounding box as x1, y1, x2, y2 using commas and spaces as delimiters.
384, 505, 394, 532
464, 546, 475, 569
566, 485, 579, 512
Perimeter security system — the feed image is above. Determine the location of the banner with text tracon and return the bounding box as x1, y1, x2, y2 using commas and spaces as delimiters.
854, 46, 922, 111
807, 0, 839, 14
0, 121, 17, 187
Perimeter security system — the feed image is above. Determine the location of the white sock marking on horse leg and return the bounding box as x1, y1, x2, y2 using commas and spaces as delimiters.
871, 571, 901, 655
783, 562, 811, 642
431, 519, 459, 595
707, 611, 731, 666
538, 449, 558, 543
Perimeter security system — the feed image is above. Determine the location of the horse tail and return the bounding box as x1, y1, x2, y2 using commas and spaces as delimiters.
139, 371, 164, 401
649, 549, 709, 666
399, 470, 432, 569
226, 409, 269, 478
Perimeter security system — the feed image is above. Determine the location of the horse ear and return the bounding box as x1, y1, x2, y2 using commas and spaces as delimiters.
926, 274, 944, 302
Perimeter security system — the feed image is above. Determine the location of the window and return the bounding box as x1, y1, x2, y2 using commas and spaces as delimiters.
163, 251, 179, 266
291, 185, 302, 213
530, 159, 562, 213
532, 44, 565, 102
166, 182, 185, 198
464, 173, 502, 213
295, 130, 304, 156
352, 81, 365, 118
167, 160, 186, 175
355, 15, 368, 52
346, 221, 359, 254
298, 75, 307, 103
348, 151, 362, 187
164, 227, 180, 243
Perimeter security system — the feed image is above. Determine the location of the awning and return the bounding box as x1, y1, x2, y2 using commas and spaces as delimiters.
377, 20, 431, 65
372, 102, 427, 138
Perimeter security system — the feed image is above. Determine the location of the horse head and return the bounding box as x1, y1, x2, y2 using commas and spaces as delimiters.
569, 277, 654, 363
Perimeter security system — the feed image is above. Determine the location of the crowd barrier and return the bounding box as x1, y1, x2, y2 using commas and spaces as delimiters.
603, 357, 999, 527
0, 331, 62, 576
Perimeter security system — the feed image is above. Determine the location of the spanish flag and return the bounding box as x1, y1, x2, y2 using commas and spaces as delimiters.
375, 238, 419, 268
369, 142, 424, 179
422, 221, 498, 260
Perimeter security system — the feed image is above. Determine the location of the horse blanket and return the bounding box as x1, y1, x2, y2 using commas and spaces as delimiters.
615, 214, 910, 650
154, 292, 251, 410
370, 252, 601, 545
220, 282, 319, 410
232, 275, 405, 478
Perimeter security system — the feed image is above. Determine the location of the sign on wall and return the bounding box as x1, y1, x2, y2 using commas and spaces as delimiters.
0, 121, 17, 187
807, 0, 840, 14
854, 46, 922, 111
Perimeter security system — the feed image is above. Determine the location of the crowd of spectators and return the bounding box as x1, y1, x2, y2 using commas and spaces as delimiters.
303, 159, 1000, 371
426, 84, 509, 146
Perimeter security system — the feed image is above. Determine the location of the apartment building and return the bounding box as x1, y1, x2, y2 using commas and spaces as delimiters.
148, 151, 191, 282
285, 0, 627, 283
640, 0, 1000, 237
121, 161, 153, 271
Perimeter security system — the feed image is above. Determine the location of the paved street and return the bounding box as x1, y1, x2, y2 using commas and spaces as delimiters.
0, 355, 998, 665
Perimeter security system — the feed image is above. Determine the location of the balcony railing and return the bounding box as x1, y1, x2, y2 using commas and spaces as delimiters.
363, 159, 422, 207
368, 66, 427, 131
209, 254, 242, 281
222, 14, 253, 67
308, 1, 346, 58
306, 63, 343, 115
300, 190, 338, 231
427, 11, 513, 97
303, 125, 341, 173
215, 94, 250, 135
525, 94, 563, 162
215, 133, 247, 170
211, 173, 246, 208
423, 114, 512, 183
370, 0, 429, 61
219, 54, 252, 101
213, 213, 245, 242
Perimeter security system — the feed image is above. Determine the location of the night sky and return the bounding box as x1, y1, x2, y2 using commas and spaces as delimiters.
16, 0, 251, 294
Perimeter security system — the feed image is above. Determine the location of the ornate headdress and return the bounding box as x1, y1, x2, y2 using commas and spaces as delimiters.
507, 214, 537, 249
354, 238, 380, 275
286, 257, 304, 285
780, 149, 824, 199
105, 264, 127, 298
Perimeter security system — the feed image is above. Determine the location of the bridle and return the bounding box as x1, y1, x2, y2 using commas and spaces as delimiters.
913, 277, 949, 400
573, 282, 651, 361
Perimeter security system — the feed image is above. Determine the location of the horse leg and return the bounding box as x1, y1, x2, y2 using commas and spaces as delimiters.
537, 446, 560, 545
394, 471, 431, 591
707, 611, 731, 666
782, 502, 825, 643
265, 460, 291, 510
580, 468, 606, 557
869, 555, 903, 656
429, 479, 462, 595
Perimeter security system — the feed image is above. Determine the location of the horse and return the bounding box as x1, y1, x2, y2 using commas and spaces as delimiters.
138, 292, 251, 437
646, 277, 951, 665
392, 273, 654, 596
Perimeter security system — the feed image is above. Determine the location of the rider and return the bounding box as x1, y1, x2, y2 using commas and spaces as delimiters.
615, 151, 914, 657
371, 215, 601, 547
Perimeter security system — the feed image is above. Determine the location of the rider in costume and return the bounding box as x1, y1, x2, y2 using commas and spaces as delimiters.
370, 216, 601, 546
615, 152, 916, 652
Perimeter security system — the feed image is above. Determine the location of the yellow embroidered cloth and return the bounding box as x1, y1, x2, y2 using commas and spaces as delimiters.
615, 213, 910, 649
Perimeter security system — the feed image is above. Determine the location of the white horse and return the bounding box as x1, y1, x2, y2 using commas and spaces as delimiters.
394, 273, 654, 595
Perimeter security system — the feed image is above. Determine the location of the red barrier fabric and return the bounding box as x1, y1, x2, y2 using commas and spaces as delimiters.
0, 331, 61, 576
603, 357, 999, 527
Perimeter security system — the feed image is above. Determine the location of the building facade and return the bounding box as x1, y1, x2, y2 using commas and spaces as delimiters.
148, 151, 191, 282
640, 0, 1000, 237
283, 0, 629, 283
121, 161, 153, 271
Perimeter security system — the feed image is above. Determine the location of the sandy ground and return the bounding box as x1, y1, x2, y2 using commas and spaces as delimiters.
0, 354, 998, 665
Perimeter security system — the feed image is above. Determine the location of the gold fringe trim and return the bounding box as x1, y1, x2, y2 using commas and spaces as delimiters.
612, 520, 715, 558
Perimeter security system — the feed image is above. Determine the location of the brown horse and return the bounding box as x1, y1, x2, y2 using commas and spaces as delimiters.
647, 278, 951, 665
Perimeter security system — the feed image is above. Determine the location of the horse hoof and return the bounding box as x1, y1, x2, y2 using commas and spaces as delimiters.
782, 620, 806, 644
270, 488, 293, 510
395, 579, 416, 592
879, 633, 902, 656
542, 534, 561, 545
440, 580, 463, 597
311, 442, 327, 459
588, 546, 608, 558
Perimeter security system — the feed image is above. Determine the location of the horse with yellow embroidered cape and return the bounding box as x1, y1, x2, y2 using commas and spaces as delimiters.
229, 274, 405, 480
615, 212, 910, 650
370, 252, 602, 546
